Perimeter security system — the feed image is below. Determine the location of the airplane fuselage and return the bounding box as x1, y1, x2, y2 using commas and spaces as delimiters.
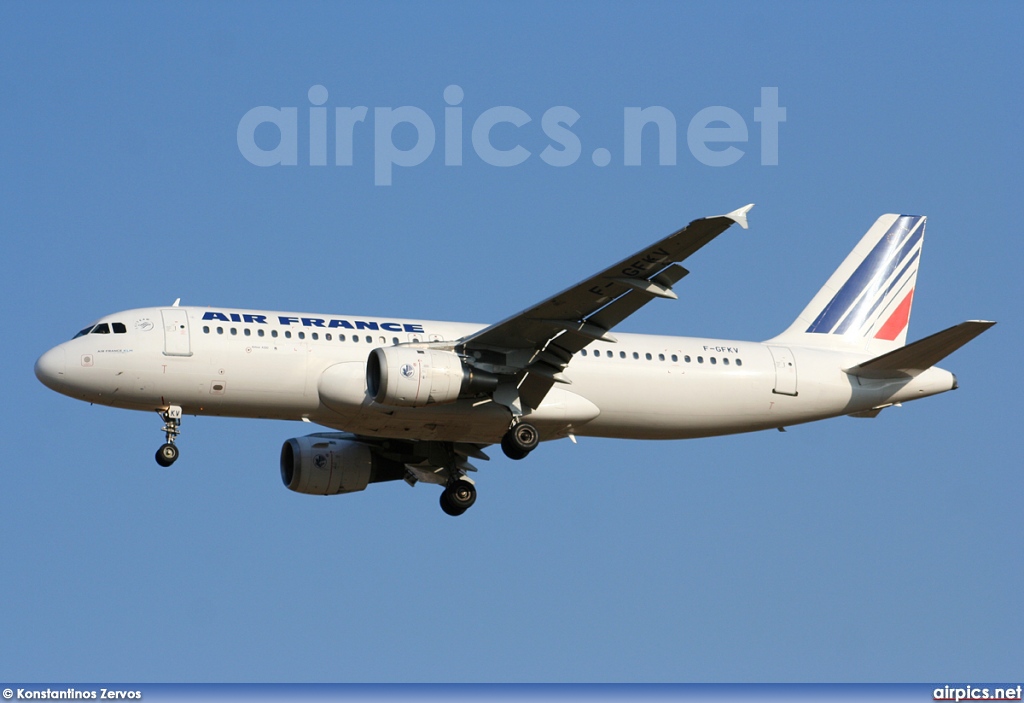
36, 305, 957, 445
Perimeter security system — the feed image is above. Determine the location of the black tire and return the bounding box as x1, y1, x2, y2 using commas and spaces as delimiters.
448, 480, 476, 510
156, 443, 179, 467
501, 433, 529, 460
501, 422, 539, 460
439, 488, 467, 516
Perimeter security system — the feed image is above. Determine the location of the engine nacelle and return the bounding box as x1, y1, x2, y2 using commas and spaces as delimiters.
366, 346, 498, 407
280, 435, 374, 495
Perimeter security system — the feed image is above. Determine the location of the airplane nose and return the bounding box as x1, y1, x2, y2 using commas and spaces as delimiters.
35, 345, 67, 390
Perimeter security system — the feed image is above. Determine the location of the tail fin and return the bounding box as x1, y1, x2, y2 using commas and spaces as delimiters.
770, 214, 926, 353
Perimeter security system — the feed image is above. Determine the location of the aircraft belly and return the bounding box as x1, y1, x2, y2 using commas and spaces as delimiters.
313, 399, 512, 443
562, 355, 770, 437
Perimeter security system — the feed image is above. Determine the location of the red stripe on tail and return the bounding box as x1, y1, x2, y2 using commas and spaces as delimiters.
874, 289, 914, 341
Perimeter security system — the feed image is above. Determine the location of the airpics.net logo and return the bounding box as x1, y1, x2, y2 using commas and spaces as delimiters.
236, 85, 786, 186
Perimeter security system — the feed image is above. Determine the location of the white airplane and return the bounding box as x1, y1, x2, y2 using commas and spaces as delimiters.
35, 205, 994, 515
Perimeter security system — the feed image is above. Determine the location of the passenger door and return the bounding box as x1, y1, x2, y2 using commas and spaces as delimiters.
767, 346, 797, 396
161, 309, 192, 357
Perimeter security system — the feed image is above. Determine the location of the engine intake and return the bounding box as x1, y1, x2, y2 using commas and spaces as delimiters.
366, 346, 498, 407
280, 435, 404, 496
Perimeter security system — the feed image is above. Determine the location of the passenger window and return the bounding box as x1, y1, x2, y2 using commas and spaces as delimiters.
203, 326, 210, 334
658, 354, 665, 361
244, 328, 251, 336
392, 338, 399, 345
217, 327, 224, 335
230, 328, 237, 336
710, 357, 717, 365
339, 334, 346, 342
92, 323, 110, 334
606, 350, 613, 358
671, 354, 678, 362
298, 331, 305, 339
685, 355, 691, 363
271, 330, 278, 338
736, 359, 743, 366
645, 353, 652, 360
353, 336, 359, 343
365, 335, 372, 343
697, 356, 704, 364
312, 332, 320, 340
632, 352, 639, 359
112, 322, 127, 334
284, 331, 292, 339
723, 358, 730, 365
258, 329, 265, 337
619, 351, 626, 359
325, 333, 332, 341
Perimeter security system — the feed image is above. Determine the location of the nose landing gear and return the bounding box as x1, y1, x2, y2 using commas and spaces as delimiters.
155, 405, 182, 467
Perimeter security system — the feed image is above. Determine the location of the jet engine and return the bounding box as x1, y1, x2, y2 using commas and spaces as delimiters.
366, 347, 498, 407
280, 435, 404, 496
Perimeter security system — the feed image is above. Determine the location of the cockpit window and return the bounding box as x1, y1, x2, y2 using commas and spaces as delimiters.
73, 326, 94, 339
92, 323, 110, 334
112, 322, 127, 334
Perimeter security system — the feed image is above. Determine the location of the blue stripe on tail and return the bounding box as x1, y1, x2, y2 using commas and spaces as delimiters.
806, 215, 923, 334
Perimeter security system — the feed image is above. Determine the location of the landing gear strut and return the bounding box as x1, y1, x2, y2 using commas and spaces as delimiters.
155, 405, 182, 467
439, 479, 477, 517
501, 421, 539, 460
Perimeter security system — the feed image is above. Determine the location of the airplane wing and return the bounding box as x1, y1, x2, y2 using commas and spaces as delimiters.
456, 204, 754, 410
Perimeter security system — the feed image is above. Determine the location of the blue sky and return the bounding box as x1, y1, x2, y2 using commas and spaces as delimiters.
2, 1, 1021, 683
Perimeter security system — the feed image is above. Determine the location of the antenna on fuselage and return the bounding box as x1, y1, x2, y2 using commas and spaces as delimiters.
172, 298, 181, 307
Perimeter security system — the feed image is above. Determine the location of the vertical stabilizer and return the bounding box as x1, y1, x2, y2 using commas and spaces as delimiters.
769, 214, 926, 353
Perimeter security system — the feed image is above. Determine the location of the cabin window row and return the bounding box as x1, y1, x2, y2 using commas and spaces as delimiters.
579, 348, 743, 366
201, 326, 400, 346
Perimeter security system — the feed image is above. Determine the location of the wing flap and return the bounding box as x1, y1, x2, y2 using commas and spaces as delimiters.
845, 320, 995, 379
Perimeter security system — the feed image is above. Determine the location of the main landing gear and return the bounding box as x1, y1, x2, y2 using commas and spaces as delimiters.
439, 479, 477, 517
501, 421, 539, 460
437, 422, 538, 515
155, 405, 182, 467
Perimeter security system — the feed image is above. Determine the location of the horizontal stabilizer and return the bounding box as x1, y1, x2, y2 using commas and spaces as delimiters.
845, 320, 995, 379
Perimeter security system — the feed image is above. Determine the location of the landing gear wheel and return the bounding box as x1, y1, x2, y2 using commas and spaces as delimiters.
156, 442, 179, 467
501, 422, 539, 460
501, 434, 529, 460
155, 405, 183, 467
440, 480, 476, 516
